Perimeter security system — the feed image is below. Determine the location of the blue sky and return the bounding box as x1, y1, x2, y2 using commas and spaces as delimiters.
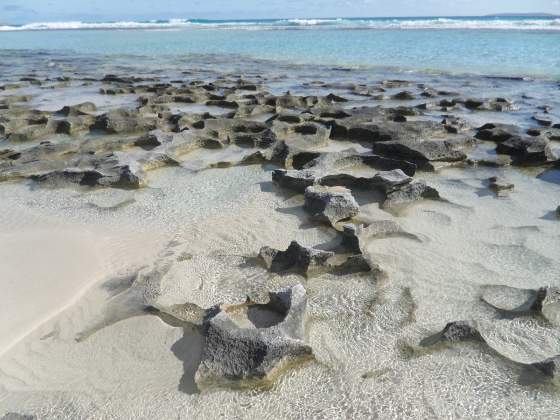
1, 0, 560, 23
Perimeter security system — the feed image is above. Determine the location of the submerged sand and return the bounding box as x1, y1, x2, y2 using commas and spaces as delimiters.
0, 54, 559, 419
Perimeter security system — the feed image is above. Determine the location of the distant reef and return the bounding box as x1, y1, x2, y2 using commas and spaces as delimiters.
485, 13, 559, 18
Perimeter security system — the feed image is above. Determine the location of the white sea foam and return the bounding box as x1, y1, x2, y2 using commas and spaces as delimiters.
1, 17, 560, 32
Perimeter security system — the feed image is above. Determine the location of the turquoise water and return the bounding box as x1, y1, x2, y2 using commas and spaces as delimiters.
0, 17, 560, 79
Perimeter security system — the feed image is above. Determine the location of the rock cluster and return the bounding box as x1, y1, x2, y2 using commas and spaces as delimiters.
4, 69, 559, 392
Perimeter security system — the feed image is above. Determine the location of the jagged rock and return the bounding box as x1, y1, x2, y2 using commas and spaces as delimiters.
195, 284, 312, 389
475, 123, 518, 142
533, 115, 553, 127
52, 116, 95, 135
392, 91, 415, 100
316, 108, 351, 119
265, 94, 309, 109
441, 116, 470, 133
475, 124, 557, 164
304, 185, 359, 225
372, 140, 467, 168
420, 321, 483, 346
206, 99, 239, 109
341, 224, 361, 253
333, 118, 455, 145
6, 124, 55, 142
30, 164, 142, 189
275, 113, 304, 124
273, 122, 331, 149
91, 109, 157, 134
273, 163, 417, 196
463, 98, 518, 112
101, 74, 139, 84
301, 149, 416, 177
58, 102, 96, 116
135, 131, 165, 149
420, 87, 438, 98
259, 241, 334, 276
361, 155, 417, 177
440, 99, 457, 108
496, 135, 556, 164
488, 176, 514, 195
272, 169, 316, 192
464, 98, 486, 110
382, 80, 412, 88
340, 221, 420, 253
230, 129, 277, 148
490, 98, 519, 112
543, 128, 560, 142
317, 173, 375, 189
382, 181, 440, 209
325, 93, 348, 103
330, 254, 375, 275
371, 169, 413, 192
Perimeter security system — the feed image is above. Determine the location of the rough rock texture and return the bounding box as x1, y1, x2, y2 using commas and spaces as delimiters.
382, 181, 440, 209
488, 176, 514, 196
272, 169, 316, 193
420, 321, 483, 347
304, 185, 359, 225
195, 284, 313, 389
496, 135, 557, 164
370, 169, 413, 192
372, 140, 467, 168
91, 109, 158, 134
340, 221, 421, 253
475, 123, 519, 142
330, 254, 375, 275
30, 165, 142, 189
259, 241, 334, 276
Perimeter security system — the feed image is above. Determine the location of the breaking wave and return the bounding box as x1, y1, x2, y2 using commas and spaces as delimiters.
1, 16, 560, 32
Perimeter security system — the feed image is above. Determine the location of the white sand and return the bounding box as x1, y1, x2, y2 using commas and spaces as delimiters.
0, 163, 559, 418
0, 228, 105, 354
0, 198, 168, 356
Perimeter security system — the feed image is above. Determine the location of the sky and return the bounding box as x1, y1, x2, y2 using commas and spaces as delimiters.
1, 0, 560, 23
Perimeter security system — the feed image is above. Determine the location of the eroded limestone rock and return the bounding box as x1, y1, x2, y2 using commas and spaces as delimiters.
304, 185, 359, 225
195, 284, 313, 389
259, 241, 334, 276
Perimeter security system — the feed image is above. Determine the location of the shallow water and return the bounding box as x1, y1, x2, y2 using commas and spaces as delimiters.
0, 23, 560, 78
0, 52, 560, 418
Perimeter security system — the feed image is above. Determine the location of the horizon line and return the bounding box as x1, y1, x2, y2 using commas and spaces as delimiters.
1, 12, 559, 26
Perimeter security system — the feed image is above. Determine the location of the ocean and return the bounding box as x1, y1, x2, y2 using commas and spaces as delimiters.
0, 16, 559, 79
